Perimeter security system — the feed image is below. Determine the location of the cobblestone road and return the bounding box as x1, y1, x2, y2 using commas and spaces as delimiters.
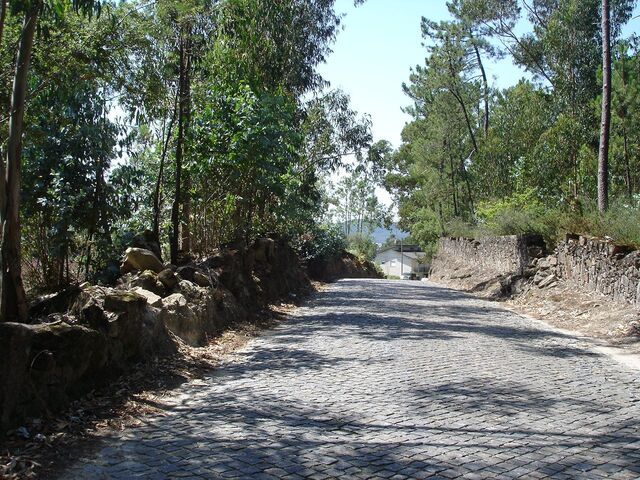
61, 279, 640, 479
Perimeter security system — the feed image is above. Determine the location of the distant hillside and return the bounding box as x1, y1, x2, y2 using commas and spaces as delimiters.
339, 222, 409, 244
371, 225, 409, 244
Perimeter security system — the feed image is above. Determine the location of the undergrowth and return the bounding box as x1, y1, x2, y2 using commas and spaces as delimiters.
444, 193, 640, 249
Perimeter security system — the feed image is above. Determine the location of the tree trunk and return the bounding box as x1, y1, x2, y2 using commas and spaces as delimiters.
622, 127, 632, 200
471, 34, 489, 137
171, 32, 191, 265
598, 0, 611, 214
446, 143, 458, 217
461, 156, 475, 215
0, 8, 37, 322
452, 89, 479, 154
0, 0, 7, 319
153, 90, 178, 250
0, 0, 7, 49
181, 39, 192, 253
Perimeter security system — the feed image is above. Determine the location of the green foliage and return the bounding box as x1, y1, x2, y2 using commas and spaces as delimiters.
291, 224, 346, 261
345, 233, 377, 261
0, 0, 375, 295
560, 198, 640, 247
189, 81, 301, 243
389, 0, 640, 258
474, 190, 558, 243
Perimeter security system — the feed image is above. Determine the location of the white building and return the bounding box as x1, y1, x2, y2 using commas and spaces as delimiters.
375, 245, 428, 278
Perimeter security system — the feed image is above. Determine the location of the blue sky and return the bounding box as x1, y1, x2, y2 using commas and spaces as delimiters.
318, 0, 640, 150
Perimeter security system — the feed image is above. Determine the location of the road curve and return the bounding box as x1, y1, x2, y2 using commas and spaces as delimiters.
61, 279, 640, 479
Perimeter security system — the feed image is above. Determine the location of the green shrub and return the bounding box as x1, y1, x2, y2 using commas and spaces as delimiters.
471, 190, 561, 246
346, 233, 377, 261
559, 198, 640, 247
444, 216, 480, 238
291, 224, 346, 261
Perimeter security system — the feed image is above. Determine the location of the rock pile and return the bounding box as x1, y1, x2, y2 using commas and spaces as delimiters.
0, 237, 309, 430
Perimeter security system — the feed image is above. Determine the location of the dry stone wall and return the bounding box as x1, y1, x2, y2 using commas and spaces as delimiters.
431, 233, 640, 308
0, 239, 384, 432
430, 235, 544, 278
554, 235, 640, 307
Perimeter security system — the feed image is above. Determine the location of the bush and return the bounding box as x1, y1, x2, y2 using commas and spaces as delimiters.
560, 198, 640, 247
441, 194, 640, 249
291, 223, 346, 261
346, 233, 377, 261
443, 217, 479, 238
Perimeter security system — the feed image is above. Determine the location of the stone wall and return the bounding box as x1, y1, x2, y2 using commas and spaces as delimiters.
430, 233, 640, 308
0, 238, 387, 432
0, 238, 310, 432
554, 235, 640, 307
430, 234, 545, 278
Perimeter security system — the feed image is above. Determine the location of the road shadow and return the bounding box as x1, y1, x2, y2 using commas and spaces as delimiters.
55, 278, 640, 479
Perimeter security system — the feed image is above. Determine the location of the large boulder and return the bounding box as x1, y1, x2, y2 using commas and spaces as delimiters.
176, 264, 197, 282
193, 271, 212, 288
71, 287, 162, 363
0, 321, 108, 430
132, 287, 163, 308
158, 268, 179, 290
130, 230, 163, 264
253, 238, 275, 263
120, 247, 164, 274
129, 270, 166, 296
158, 293, 205, 346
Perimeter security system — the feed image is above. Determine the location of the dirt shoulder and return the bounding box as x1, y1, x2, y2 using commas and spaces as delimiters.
430, 274, 640, 355
505, 282, 640, 348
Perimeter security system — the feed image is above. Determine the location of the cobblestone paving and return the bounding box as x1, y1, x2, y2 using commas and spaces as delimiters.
61, 279, 640, 479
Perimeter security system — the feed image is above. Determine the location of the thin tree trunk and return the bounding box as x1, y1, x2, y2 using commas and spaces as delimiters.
622, 128, 632, 200
1, 8, 37, 322
171, 33, 190, 265
181, 40, 192, 252
452, 90, 479, 154
447, 57, 480, 154
471, 34, 489, 136
153, 90, 178, 249
598, 0, 611, 214
0, 0, 7, 319
447, 151, 458, 216
0, 0, 7, 50
461, 157, 475, 215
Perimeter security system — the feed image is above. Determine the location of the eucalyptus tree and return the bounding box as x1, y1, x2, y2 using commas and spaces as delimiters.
186, 0, 372, 248
598, 0, 612, 213
0, 0, 103, 322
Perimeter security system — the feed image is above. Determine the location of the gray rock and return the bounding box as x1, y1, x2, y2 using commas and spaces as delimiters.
537, 258, 551, 270
176, 265, 197, 282
159, 293, 204, 346
120, 247, 164, 274
193, 271, 212, 288
533, 270, 547, 285
158, 269, 179, 290
132, 287, 163, 308
538, 274, 558, 289
130, 270, 165, 296
178, 279, 201, 298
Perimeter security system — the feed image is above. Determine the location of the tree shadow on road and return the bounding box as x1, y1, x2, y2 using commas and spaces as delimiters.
59, 381, 640, 479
